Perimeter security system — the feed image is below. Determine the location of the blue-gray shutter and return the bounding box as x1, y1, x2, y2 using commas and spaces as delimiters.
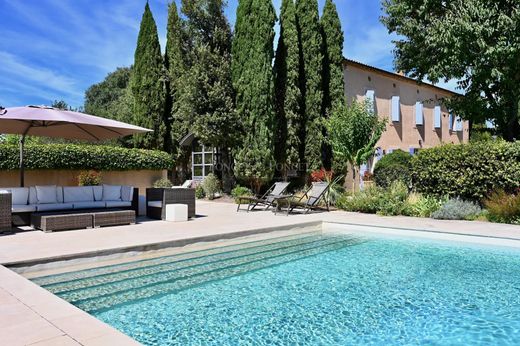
415, 102, 423, 125
391, 96, 400, 122
434, 106, 441, 128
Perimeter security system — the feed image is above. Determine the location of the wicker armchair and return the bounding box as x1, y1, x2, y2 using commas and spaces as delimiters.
146, 188, 196, 220
0, 192, 12, 232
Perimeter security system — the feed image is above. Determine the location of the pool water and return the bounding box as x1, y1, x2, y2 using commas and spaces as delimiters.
33, 231, 520, 345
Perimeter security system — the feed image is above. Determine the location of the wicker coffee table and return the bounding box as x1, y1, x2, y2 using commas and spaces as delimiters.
93, 210, 136, 228
31, 212, 93, 233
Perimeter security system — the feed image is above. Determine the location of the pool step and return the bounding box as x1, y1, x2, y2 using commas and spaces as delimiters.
33, 231, 322, 287
44, 234, 328, 294
58, 235, 366, 313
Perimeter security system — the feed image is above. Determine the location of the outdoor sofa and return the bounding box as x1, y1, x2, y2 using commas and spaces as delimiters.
3, 185, 138, 226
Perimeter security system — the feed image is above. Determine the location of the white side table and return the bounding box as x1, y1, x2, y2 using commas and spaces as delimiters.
165, 204, 188, 222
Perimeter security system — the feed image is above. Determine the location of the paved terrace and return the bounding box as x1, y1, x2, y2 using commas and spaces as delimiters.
1, 200, 519, 345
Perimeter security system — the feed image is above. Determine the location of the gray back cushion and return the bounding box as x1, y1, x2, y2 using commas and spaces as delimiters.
63, 186, 95, 203
6, 187, 29, 205
35, 185, 58, 204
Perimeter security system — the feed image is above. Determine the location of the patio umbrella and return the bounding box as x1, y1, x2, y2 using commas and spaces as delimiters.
0, 105, 152, 187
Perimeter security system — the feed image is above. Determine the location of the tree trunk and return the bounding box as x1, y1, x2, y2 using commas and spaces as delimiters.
219, 147, 235, 193
351, 163, 359, 193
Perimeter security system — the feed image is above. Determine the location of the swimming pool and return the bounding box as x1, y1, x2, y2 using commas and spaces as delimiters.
32, 230, 520, 345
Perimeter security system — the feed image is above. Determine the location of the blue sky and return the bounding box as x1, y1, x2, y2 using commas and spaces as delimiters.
0, 0, 456, 109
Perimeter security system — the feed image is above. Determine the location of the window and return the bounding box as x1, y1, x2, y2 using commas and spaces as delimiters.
409, 148, 420, 155
192, 144, 215, 180
391, 96, 400, 122
365, 89, 375, 114
448, 113, 454, 131
415, 102, 423, 125
434, 106, 441, 129
455, 116, 463, 132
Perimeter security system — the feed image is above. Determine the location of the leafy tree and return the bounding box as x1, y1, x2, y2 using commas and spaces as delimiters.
84, 67, 133, 124
178, 0, 238, 192
382, 0, 520, 141
296, 0, 324, 172
130, 2, 167, 150
274, 0, 303, 179
165, 2, 191, 182
232, 0, 277, 190
325, 100, 387, 190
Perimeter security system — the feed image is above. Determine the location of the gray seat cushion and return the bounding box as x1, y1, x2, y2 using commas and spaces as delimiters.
147, 201, 162, 208
73, 201, 106, 210
36, 203, 74, 212
12, 204, 37, 213
105, 201, 131, 208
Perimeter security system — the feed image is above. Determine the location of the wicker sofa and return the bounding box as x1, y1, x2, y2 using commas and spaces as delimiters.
146, 188, 196, 220
2, 185, 139, 226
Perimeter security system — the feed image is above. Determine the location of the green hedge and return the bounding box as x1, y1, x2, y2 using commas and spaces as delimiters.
373, 149, 412, 188
411, 141, 520, 200
0, 144, 173, 171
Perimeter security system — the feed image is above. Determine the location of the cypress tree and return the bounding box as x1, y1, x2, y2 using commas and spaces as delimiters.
131, 2, 166, 150
274, 0, 302, 179
233, 0, 277, 191
178, 0, 238, 192
320, 0, 344, 169
165, 2, 190, 181
296, 0, 323, 172
321, 0, 344, 113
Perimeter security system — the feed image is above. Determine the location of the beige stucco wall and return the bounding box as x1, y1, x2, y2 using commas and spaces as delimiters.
344, 62, 469, 153
0, 169, 167, 196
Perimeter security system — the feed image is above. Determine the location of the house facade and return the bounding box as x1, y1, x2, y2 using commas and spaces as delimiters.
343, 59, 469, 184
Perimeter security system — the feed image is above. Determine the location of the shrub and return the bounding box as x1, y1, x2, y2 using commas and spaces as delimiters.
77, 170, 102, 186
195, 184, 205, 199
0, 144, 173, 171
403, 193, 445, 218
231, 185, 253, 203
336, 181, 408, 215
202, 173, 221, 200
153, 178, 173, 188
431, 198, 482, 220
484, 190, 520, 224
373, 150, 412, 188
411, 141, 520, 200
376, 181, 409, 216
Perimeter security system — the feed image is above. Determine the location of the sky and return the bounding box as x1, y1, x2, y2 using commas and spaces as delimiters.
0, 0, 458, 109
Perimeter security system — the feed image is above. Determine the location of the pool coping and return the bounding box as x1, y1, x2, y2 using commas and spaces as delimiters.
1, 212, 520, 345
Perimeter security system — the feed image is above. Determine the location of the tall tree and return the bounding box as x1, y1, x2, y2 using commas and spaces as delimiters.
320, 0, 344, 114
296, 0, 324, 172
165, 2, 190, 181
84, 67, 133, 124
382, 0, 520, 141
274, 0, 302, 179
178, 0, 238, 192
233, 0, 277, 191
130, 2, 166, 150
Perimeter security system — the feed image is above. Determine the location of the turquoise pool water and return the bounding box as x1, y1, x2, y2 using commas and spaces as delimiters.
33, 231, 520, 345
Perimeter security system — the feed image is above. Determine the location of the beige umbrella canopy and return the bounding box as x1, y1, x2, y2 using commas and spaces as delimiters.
0, 105, 152, 186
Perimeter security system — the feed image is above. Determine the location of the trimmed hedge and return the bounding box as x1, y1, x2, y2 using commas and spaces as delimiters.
0, 144, 173, 171
411, 141, 520, 200
373, 149, 412, 188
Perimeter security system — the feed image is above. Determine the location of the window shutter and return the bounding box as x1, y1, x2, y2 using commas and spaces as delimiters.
391, 96, 400, 122
365, 90, 375, 114
434, 106, 441, 129
415, 102, 423, 125
455, 116, 463, 131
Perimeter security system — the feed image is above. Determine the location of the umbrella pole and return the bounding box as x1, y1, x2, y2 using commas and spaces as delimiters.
19, 134, 26, 187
